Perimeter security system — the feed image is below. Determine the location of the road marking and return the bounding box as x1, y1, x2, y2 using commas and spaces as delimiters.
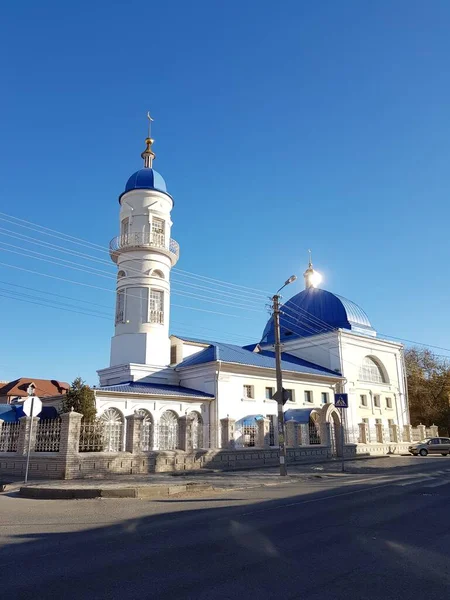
423, 479, 450, 488
398, 477, 433, 486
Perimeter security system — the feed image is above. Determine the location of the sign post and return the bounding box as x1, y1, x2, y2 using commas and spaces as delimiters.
23, 384, 42, 484
334, 393, 348, 473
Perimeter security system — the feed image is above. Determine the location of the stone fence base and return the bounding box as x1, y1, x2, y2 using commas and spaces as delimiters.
0, 441, 416, 481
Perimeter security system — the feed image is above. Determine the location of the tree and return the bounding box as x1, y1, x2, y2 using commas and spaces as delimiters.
61, 377, 97, 421
404, 348, 450, 435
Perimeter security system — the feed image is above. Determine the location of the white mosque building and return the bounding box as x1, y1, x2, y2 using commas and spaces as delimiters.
94, 132, 410, 454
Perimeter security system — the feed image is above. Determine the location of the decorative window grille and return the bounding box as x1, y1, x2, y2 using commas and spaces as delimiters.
304, 391, 313, 403
243, 385, 254, 399
159, 410, 179, 450
115, 289, 125, 324
188, 412, 203, 449
359, 357, 386, 383
138, 409, 154, 451
35, 419, 61, 452
79, 421, 104, 452
0, 421, 20, 452
149, 289, 164, 324
99, 408, 124, 452
151, 218, 165, 246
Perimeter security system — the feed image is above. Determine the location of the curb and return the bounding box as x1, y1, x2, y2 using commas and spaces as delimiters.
19, 482, 215, 500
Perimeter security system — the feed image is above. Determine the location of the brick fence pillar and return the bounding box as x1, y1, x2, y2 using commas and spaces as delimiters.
402, 424, 412, 442
16, 416, 40, 455
390, 424, 399, 443
257, 418, 270, 448
220, 417, 235, 449
358, 423, 369, 444
430, 424, 439, 437
417, 424, 427, 440
126, 412, 145, 453
375, 423, 384, 443
59, 411, 83, 479
285, 421, 296, 447
178, 415, 189, 451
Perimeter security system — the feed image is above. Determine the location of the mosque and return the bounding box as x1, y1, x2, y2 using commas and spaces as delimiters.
93, 130, 410, 454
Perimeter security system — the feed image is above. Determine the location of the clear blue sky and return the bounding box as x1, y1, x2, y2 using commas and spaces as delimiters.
1, 0, 450, 385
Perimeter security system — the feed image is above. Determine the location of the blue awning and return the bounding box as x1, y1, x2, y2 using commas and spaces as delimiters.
284, 408, 315, 424
237, 414, 265, 427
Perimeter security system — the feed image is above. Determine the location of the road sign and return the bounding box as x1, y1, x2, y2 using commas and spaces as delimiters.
273, 388, 291, 405
334, 393, 348, 408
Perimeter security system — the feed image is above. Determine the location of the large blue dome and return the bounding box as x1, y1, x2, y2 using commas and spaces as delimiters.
124, 168, 167, 194
261, 288, 376, 344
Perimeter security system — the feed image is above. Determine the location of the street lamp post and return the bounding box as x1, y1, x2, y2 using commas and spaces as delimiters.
272, 275, 297, 476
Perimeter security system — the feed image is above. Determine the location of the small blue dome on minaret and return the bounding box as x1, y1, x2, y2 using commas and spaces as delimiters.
124, 169, 167, 193
120, 133, 168, 201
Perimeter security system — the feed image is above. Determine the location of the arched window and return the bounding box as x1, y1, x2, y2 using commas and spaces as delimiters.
115, 289, 125, 324
159, 410, 178, 450
152, 269, 165, 279
99, 408, 124, 452
188, 411, 203, 449
117, 270, 126, 279
137, 409, 154, 451
359, 356, 387, 384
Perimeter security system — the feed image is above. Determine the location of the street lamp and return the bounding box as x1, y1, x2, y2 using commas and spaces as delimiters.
272, 275, 297, 476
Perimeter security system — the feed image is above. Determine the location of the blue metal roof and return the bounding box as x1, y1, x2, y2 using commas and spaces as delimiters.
261, 287, 376, 343
284, 408, 315, 423
176, 341, 340, 377
97, 381, 214, 399
121, 168, 168, 199
0, 404, 58, 422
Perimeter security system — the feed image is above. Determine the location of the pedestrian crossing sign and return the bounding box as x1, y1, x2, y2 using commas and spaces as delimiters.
334, 393, 348, 408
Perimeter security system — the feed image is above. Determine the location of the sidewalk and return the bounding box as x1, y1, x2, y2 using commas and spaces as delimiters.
0, 455, 406, 499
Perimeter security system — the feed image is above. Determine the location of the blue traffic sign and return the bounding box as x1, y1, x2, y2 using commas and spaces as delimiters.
334, 393, 348, 408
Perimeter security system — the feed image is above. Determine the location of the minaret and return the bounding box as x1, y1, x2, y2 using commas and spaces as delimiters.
303, 250, 322, 289
108, 119, 179, 370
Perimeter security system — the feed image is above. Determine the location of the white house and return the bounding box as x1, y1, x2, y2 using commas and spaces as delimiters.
93, 132, 410, 455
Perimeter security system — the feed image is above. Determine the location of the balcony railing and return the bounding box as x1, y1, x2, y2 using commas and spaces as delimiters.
109, 232, 179, 264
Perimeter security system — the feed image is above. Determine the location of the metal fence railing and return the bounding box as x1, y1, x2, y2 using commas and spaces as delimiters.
0, 421, 20, 452
35, 419, 61, 452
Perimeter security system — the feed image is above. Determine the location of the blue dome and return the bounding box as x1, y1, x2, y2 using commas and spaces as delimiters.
124, 168, 167, 194
261, 288, 376, 344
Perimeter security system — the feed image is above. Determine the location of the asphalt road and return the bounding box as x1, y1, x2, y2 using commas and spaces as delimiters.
1, 456, 450, 599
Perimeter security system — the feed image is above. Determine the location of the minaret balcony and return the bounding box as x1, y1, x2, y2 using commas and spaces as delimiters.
109, 232, 179, 265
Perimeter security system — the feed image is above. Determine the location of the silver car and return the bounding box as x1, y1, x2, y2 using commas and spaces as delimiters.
408, 437, 450, 456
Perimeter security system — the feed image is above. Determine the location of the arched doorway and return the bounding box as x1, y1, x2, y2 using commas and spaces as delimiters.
320, 404, 343, 457
188, 411, 203, 450
99, 408, 124, 452
159, 410, 179, 450
308, 412, 321, 444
